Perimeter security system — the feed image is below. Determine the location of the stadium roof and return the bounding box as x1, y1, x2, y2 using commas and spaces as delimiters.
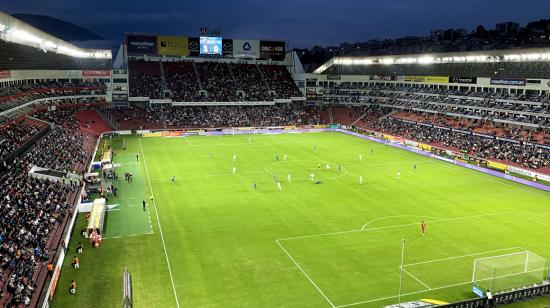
314, 47, 550, 74
0, 11, 111, 59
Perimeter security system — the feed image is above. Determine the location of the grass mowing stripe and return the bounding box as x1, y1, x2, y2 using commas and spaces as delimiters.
139, 136, 181, 308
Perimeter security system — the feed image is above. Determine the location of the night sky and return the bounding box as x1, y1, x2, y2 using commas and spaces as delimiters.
3, 0, 550, 47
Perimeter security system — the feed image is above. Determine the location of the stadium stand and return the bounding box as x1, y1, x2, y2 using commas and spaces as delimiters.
128, 60, 301, 102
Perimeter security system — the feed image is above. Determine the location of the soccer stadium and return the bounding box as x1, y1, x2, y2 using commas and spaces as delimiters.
0, 5, 549, 308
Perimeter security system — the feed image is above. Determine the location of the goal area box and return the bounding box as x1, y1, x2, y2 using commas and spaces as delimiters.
472, 251, 550, 296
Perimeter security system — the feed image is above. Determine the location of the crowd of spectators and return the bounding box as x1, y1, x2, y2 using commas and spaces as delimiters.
0, 97, 100, 305
368, 117, 550, 170
259, 64, 302, 98
129, 60, 302, 102
105, 104, 324, 130
0, 118, 48, 160
322, 83, 550, 127
0, 81, 107, 112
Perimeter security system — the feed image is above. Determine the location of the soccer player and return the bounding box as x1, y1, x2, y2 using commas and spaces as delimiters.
171, 176, 176, 183
371, 149, 374, 156
317, 163, 321, 170
360, 175, 363, 185
326, 163, 330, 170
253, 181, 257, 190
232, 166, 237, 174
397, 170, 401, 179
310, 173, 315, 181
413, 163, 417, 171
136, 154, 139, 162
69, 280, 77, 295
284, 154, 287, 161
273, 173, 277, 182
338, 164, 341, 172
142, 200, 146, 211
277, 182, 282, 191
359, 154, 363, 161
421, 220, 426, 236
233, 154, 237, 161
313, 145, 317, 151
276, 154, 279, 161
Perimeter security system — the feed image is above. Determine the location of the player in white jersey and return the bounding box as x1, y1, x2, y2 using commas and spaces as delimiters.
277, 182, 282, 191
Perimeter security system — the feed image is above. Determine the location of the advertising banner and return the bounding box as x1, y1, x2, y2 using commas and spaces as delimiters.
222, 39, 233, 57
507, 166, 550, 182
112, 94, 128, 102
233, 39, 260, 58
188, 37, 200, 57
370, 75, 398, 81
487, 160, 508, 172
260, 40, 286, 61
0, 70, 11, 79
449, 76, 477, 84
82, 70, 111, 77
404, 76, 449, 83
126, 34, 157, 54
490, 78, 526, 86
157, 36, 189, 56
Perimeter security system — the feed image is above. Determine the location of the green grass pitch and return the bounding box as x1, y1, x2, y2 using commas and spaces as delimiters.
52, 131, 550, 308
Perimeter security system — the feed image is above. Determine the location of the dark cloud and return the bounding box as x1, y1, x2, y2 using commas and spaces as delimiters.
3, 0, 550, 47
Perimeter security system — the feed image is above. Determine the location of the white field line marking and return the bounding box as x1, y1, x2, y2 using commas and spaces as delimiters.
335, 267, 547, 308
276, 240, 336, 308
511, 211, 550, 229
277, 212, 506, 242
403, 247, 524, 267
139, 136, 181, 308
103, 231, 154, 240
127, 204, 138, 207
183, 137, 192, 146
400, 267, 432, 290
350, 132, 550, 198
361, 215, 441, 230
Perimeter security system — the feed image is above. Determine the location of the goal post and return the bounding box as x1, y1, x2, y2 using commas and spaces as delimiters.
471, 251, 549, 296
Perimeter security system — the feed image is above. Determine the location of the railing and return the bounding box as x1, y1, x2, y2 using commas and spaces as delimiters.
440, 283, 550, 308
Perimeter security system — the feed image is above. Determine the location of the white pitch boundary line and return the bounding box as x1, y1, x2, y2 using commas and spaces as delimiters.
277, 212, 505, 242
400, 267, 432, 290
336, 267, 548, 308
403, 247, 524, 267
139, 136, 181, 308
275, 240, 336, 308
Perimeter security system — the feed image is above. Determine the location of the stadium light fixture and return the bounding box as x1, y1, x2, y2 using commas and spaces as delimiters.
0, 23, 6, 33
417, 56, 434, 64
10, 29, 42, 44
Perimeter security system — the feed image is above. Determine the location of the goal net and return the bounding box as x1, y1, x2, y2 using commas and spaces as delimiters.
472, 251, 549, 295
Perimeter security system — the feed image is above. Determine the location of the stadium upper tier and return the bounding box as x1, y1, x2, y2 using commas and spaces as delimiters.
315, 48, 550, 79
322, 84, 550, 128
128, 60, 302, 102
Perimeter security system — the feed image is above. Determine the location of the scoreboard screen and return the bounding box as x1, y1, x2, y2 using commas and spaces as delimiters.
200, 37, 222, 55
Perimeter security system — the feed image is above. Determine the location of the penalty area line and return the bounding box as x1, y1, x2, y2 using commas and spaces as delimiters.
276, 240, 336, 308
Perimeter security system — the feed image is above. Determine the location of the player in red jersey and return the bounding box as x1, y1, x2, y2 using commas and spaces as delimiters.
421, 220, 426, 236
